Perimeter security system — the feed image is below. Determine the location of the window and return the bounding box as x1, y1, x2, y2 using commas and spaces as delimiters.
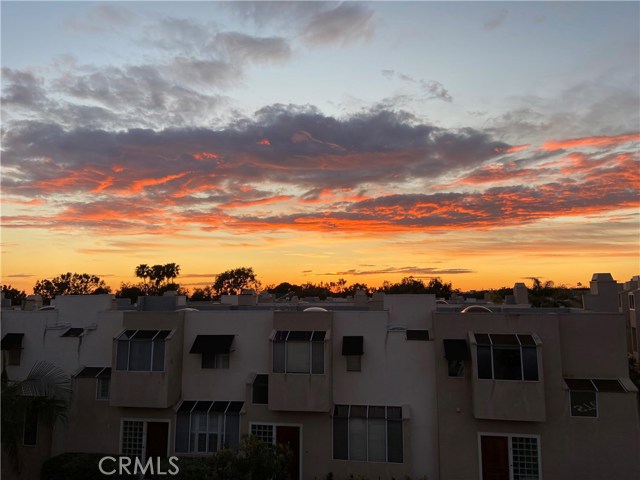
175, 401, 243, 454
406, 330, 429, 341
342, 336, 363, 372
272, 331, 325, 374
333, 405, 403, 463
23, 405, 38, 446
565, 378, 627, 418
1, 333, 24, 366
475, 333, 539, 381
116, 330, 170, 372
480, 434, 540, 480
251, 424, 274, 444
630, 294, 636, 310
444, 339, 469, 377
190, 335, 234, 369
97, 377, 110, 400
121, 420, 144, 458
632, 327, 638, 353
252, 374, 268, 404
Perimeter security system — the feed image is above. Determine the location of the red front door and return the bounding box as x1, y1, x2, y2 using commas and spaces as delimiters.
481, 435, 509, 480
276, 426, 300, 480
146, 422, 169, 459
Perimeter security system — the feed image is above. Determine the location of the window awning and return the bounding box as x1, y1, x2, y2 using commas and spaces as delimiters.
177, 400, 244, 414
406, 330, 429, 341
443, 339, 470, 360
1, 333, 24, 350
74, 366, 111, 378
61, 328, 84, 337
342, 336, 364, 355
190, 335, 235, 354
565, 378, 626, 392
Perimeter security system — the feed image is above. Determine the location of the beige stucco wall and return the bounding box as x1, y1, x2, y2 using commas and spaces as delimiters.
433, 311, 640, 480
109, 311, 184, 408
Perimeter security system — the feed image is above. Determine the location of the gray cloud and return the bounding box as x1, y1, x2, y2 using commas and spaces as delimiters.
322, 266, 474, 276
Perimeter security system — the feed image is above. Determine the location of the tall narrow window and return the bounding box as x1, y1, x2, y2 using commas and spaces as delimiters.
252, 374, 268, 404
342, 336, 364, 372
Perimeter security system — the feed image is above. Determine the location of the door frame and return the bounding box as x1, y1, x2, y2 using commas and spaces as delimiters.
120, 418, 171, 461
477, 432, 542, 480
249, 421, 303, 479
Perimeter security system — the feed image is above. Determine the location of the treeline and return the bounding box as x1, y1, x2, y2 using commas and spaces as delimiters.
4, 265, 456, 303
2, 264, 585, 307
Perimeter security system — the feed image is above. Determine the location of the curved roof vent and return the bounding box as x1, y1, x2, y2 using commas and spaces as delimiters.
175, 308, 200, 312
303, 307, 328, 312
461, 305, 492, 313
436, 299, 449, 304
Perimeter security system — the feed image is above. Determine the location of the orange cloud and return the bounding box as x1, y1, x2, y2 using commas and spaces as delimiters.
125, 172, 190, 194
542, 133, 640, 151
192, 151, 220, 160
494, 144, 531, 153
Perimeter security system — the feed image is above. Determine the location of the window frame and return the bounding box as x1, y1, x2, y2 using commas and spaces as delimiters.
174, 401, 242, 455
115, 330, 171, 372
565, 378, 627, 418
332, 404, 404, 464
478, 432, 542, 480
272, 330, 326, 375
96, 377, 110, 400
252, 374, 269, 405
473, 333, 541, 382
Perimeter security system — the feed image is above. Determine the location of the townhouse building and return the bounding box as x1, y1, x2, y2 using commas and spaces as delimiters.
2, 277, 640, 480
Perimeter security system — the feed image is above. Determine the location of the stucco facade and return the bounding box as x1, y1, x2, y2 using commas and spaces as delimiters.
2, 288, 639, 480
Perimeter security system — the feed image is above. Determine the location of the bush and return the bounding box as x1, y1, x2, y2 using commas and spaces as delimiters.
41, 453, 137, 480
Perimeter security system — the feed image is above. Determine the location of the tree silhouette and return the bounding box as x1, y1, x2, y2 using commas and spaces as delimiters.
134, 263, 181, 295
1, 361, 72, 474
32, 273, 111, 302
1, 285, 27, 306
212, 267, 260, 297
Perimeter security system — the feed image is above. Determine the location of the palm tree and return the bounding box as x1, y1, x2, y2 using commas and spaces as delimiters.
1, 361, 72, 474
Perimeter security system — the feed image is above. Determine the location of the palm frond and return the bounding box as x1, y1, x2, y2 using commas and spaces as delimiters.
19, 360, 72, 402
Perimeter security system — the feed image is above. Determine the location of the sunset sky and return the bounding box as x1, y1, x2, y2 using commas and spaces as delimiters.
1, 1, 639, 294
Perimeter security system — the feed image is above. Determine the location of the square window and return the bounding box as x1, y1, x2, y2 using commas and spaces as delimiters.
346, 355, 361, 372
570, 391, 598, 417
448, 359, 464, 377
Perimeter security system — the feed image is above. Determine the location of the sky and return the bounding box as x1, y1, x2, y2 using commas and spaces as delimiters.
1, 1, 639, 294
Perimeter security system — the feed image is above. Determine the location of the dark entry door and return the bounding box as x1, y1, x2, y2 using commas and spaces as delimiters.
276, 426, 300, 480
481, 435, 509, 480
146, 422, 169, 459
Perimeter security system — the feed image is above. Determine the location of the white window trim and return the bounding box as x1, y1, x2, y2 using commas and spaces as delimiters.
477, 432, 542, 480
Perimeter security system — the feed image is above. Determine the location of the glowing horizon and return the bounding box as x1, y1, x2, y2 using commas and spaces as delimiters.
1, 2, 638, 296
